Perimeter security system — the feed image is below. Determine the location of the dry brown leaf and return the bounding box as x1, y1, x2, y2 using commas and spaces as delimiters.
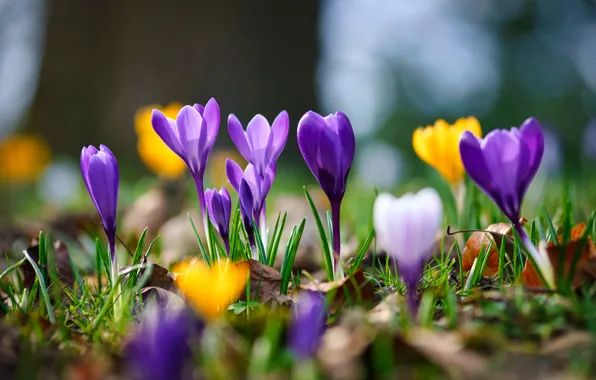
397, 329, 488, 378
461, 222, 514, 276
245, 259, 283, 304
53, 240, 75, 286
521, 223, 596, 288
300, 270, 377, 311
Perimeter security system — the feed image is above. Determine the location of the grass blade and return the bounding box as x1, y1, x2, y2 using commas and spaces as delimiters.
22, 249, 56, 324
303, 187, 333, 281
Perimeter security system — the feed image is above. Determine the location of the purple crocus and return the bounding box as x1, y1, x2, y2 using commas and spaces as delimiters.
80, 145, 119, 276
125, 305, 202, 380
459, 117, 554, 288
373, 188, 443, 317
289, 290, 326, 361
205, 187, 232, 254
226, 159, 275, 250
297, 111, 356, 271
151, 98, 220, 235
228, 111, 289, 176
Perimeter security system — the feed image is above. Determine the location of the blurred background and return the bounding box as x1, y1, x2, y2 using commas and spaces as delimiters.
2, 0, 596, 224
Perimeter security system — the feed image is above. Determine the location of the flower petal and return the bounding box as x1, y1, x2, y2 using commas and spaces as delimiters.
87, 154, 118, 233
297, 111, 325, 179
228, 114, 252, 162
269, 110, 289, 161
201, 98, 220, 151
225, 159, 244, 192
335, 112, 355, 175
517, 117, 544, 198
151, 109, 184, 158
459, 131, 495, 197
176, 106, 204, 173
246, 114, 271, 174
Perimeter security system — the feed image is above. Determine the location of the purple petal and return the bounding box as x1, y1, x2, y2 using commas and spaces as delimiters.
269, 110, 289, 161
202, 98, 220, 151
228, 114, 252, 162
459, 131, 495, 198
87, 154, 118, 234
317, 127, 341, 197
517, 117, 544, 198
176, 106, 204, 174
151, 110, 184, 158
225, 159, 244, 192
210, 191, 226, 234
246, 114, 271, 175
220, 187, 232, 228
289, 291, 326, 361
239, 179, 254, 224
481, 130, 523, 219
205, 189, 215, 222
297, 111, 325, 179
335, 112, 356, 175
193, 103, 205, 116
243, 164, 262, 210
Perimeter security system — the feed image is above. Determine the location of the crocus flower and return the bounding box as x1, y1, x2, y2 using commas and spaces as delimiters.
289, 290, 326, 361
151, 98, 220, 233
0, 134, 51, 183
228, 111, 289, 176
297, 111, 356, 271
226, 159, 276, 250
135, 103, 186, 179
125, 304, 201, 380
205, 187, 232, 253
373, 188, 443, 317
412, 117, 482, 185
80, 145, 119, 276
173, 259, 249, 321
459, 117, 554, 288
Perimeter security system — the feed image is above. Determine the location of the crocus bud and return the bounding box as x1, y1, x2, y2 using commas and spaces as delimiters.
297, 111, 355, 204
228, 111, 289, 176
373, 188, 443, 316
297, 110, 356, 273
459, 116, 554, 288
289, 290, 326, 361
205, 187, 232, 253
151, 99, 220, 233
80, 144, 119, 261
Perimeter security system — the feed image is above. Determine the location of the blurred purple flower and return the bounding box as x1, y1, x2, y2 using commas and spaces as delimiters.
126, 306, 202, 380
151, 99, 220, 228
80, 144, 119, 262
205, 187, 232, 253
228, 111, 289, 176
297, 111, 356, 270
459, 117, 554, 288
373, 189, 443, 317
226, 159, 275, 249
289, 291, 326, 361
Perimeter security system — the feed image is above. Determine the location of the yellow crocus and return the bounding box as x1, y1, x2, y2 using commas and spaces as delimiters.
0, 134, 51, 183
412, 117, 482, 184
207, 149, 246, 190
135, 103, 186, 179
173, 259, 249, 320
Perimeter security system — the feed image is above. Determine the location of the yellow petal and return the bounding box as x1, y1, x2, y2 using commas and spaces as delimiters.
0, 134, 51, 183
173, 259, 249, 320
411, 116, 483, 184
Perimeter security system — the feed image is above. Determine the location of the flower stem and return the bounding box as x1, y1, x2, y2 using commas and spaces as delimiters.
108, 236, 123, 324
330, 200, 342, 273
513, 222, 555, 289
193, 175, 212, 256
449, 180, 465, 223
222, 234, 230, 256
260, 205, 268, 252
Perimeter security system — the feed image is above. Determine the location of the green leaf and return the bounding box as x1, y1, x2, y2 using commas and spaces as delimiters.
303, 187, 333, 281
22, 249, 56, 324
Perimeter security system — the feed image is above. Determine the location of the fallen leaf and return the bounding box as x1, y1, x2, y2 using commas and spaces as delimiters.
521, 223, 596, 288
245, 259, 283, 304
300, 270, 378, 311
121, 263, 175, 290
141, 287, 185, 310
461, 223, 514, 276
399, 328, 488, 378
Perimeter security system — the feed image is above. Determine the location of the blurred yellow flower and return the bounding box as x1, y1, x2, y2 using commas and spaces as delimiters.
412, 117, 482, 184
173, 259, 249, 320
0, 134, 51, 183
135, 103, 186, 179
208, 149, 246, 190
